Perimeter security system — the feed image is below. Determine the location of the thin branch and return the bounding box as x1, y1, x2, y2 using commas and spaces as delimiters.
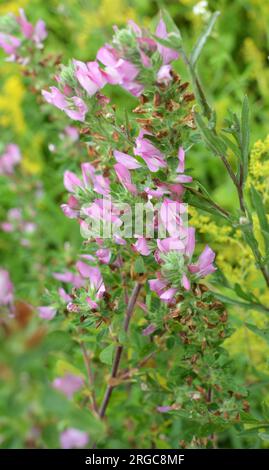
187, 186, 230, 219
220, 155, 246, 213
98, 282, 142, 420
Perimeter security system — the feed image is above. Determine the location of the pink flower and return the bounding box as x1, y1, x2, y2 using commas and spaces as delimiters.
175, 174, 193, 183
17, 9, 34, 39
66, 96, 88, 121
160, 199, 183, 237
177, 146, 185, 173
160, 287, 178, 302
1, 222, 14, 233
157, 64, 172, 85
185, 227, 196, 258
175, 146, 192, 183
97, 44, 143, 96
61, 195, 80, 219
134, 130, 166, 172
64, 171, 83, 193
114, 163, 137, 194
64, 126, 79, 141
33, 20, 47, 46
38, 306, 57, 320
63, 164, 110, 201
53, 270, 85, 288
8, 208, 22, 220
157, 237, 184, 253
0, 33, 21, 57
16, 9, 47, 46
114, 150, 141, 169
76, 261, 105, 299
42, 87, 88, 122
58, 287, 72, 303
83, 198, 121, 226
128, 20, 142, 36
73, 60, 107, 96
139, 49, 151, 68
0, 144, 21, 175
148, 277, 168, 297
132, 236, 151, 256
96, 248, 111, 264
155, 19, 179, 65
0, 269, 14, 305
52, 373, 84, 399
42, 86, 68, 109
188, 245, 216, 277
181, 272, 191, 291
81, 163, 110, 196
157, 405, 174, 413
142, 324, 156, 336
60, 428, 89, 449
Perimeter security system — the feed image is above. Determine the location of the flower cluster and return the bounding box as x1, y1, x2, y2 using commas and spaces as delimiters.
0, 8, 47, 63
39, 17, 216, 316
0, 143, 21, 175
41, 18, 180, 122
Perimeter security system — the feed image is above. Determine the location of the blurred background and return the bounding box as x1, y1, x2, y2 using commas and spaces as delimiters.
1, 0, 269, 448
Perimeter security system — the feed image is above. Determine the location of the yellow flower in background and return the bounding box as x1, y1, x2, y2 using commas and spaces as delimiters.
0, 75, 26, 135
189, 204, 269, 373
0, 0, 29, 15
247, 135, 269, 199
0, 70, 43, 174
22, 133, 44, 174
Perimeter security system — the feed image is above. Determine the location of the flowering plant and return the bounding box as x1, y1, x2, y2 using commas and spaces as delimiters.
1, 6, 269, 449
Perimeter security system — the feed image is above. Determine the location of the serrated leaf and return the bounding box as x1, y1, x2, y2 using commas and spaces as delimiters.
190, 11, 220, 68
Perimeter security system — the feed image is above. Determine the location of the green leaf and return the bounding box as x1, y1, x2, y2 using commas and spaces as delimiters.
213, 293, 269, 315
249, 185, 269, 256
195, 112, 227, 155
220, 133, 241, 160
99, 344, 114, 365
153, 9, 182, 51
234, 283, 259, 303
134, 256, 145, 274
153, 35, 181, 50
246, 323, 269, 344
190, 11, 220, 68
241, 95, 250, 182
160, 8, 182, 39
